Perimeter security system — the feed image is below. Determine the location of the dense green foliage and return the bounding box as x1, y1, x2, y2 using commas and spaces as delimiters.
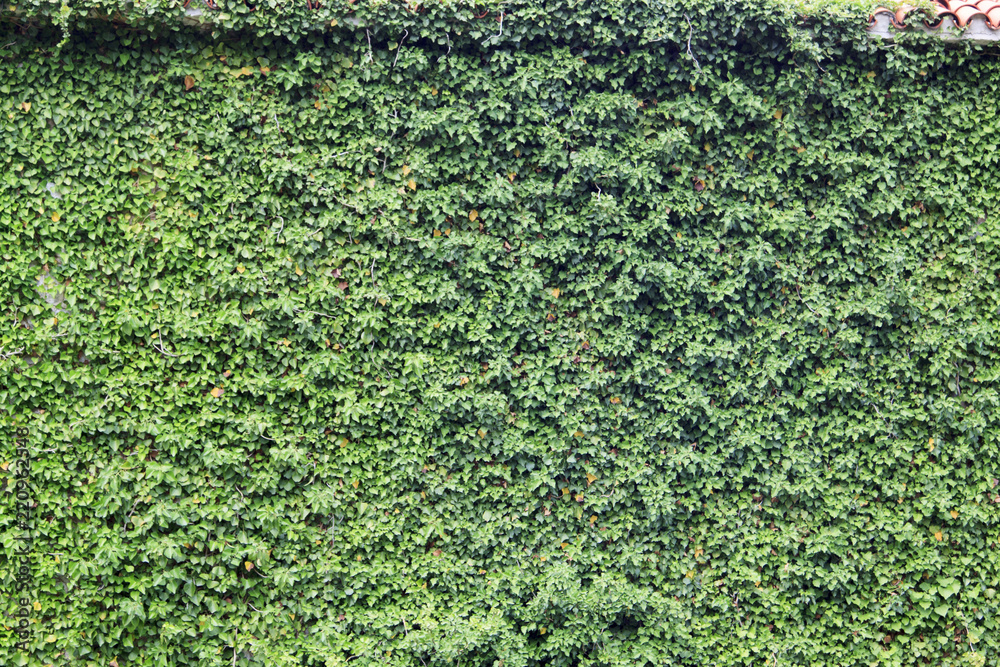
2, 1, 1000, 665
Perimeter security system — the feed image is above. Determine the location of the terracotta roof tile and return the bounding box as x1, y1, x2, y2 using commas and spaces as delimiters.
872, 0, 1000, 29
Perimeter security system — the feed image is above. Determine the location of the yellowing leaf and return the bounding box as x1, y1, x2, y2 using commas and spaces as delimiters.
572, 431, 584, 438
184, 75, 195, 90
402, 164, 411, 176
469, 209, 478, 222
540, 627, 546, 634
241, 67, 252, 76
561, 488, 569, 496
339, 438, 349, 448
551, 288, 560, 298
685, 571, 695, 579
33, 601, 41, 611
433, 229, 441, 237
560, 542, 568, 548
514, 149, 521, 157
295, 266, 303, 276
477, 428, 486, 438
407, 179, 416, 191
934, 531, 943, 541
589, 515, 598, 524
950, 510, 959, 519
236, 264, 245, 274
245, 561, 254, 571
20, 101, 31, 112
352, 480, 359, 489
610, 397, 622, 404
46, 635, 56, 643
210, 387, 223, 398
314, 101, 323, 110
586, 473, 597, 486
0, 461, 8, 471
51, 212, 60, 222
774, 109, 783, 120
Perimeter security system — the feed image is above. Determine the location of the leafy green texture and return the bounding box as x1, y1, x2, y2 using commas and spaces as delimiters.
2, 2, 999, 666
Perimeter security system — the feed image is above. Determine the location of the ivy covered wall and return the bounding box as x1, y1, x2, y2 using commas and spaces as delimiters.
2, 1, 999, 666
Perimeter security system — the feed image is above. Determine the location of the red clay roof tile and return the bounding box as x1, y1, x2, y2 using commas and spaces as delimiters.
872, 0, 1000, 28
